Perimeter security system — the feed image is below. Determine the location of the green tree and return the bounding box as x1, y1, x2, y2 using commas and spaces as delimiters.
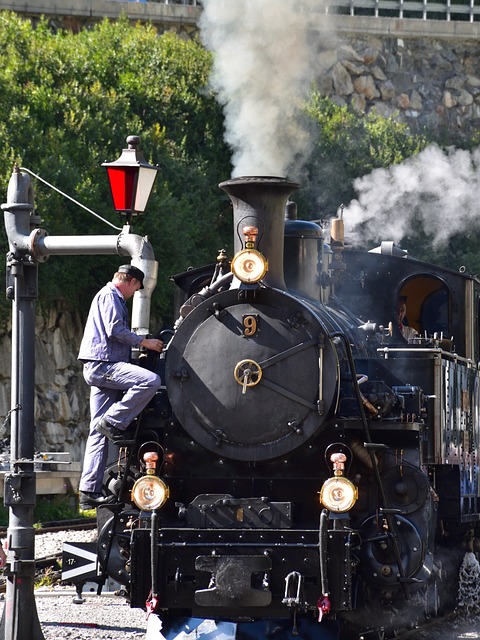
299, 94, 480, 277
298, 92, 428, 220
0, 12, 232, 326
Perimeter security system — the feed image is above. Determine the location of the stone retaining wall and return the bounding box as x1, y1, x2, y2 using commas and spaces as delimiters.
0, 307, 88, 464
315, 23, 480, 141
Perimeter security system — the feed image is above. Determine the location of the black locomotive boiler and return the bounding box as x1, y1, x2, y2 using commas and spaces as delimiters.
98, 176, 480, 639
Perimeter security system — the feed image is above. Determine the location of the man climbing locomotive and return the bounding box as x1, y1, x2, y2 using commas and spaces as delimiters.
78, 264, 163, 510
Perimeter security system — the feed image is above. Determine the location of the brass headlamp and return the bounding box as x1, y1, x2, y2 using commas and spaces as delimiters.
131, 450, 170, 511
231, 226, 268, 284
320, 452, 358, 513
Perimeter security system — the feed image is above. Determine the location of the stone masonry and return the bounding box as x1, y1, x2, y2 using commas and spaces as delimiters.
0, 306, 88, 464
315, 29, 480, 142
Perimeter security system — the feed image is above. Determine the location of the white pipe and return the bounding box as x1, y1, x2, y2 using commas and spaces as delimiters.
3, 168, 158, 336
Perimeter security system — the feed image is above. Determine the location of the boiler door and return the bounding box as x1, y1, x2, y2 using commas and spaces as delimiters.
166, 288, 338, 461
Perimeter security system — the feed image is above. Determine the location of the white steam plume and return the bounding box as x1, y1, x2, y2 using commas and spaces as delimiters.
343, 144, 480, 248
199, 0, 327, 178
199, 1, 480, 252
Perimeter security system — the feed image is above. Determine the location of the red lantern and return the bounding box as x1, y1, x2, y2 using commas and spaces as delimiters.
102, 135, 159, 216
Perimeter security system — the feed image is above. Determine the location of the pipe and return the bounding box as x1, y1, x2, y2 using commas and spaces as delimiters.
3, 168, 158, 337
2, 166, 35, 255
2, 164, 159, 638
35, 232, 158, 335
1, 167, 46, 639
178, 271, 234, 320
319, 508, 329, 596
118, 232, 158, 336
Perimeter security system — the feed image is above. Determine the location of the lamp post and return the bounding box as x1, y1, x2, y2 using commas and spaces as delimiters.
0, 168, 45, 640
102, 135, 159, 223
1, 136, 159, 640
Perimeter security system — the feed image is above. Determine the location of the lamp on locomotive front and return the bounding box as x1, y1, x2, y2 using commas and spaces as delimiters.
231, 225, 268, 284
320, 452, 358, 513
131, 451, 170, 511
102, 135, 159, 220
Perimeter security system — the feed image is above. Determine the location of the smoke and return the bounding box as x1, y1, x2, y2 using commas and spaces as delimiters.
343, 143, 480, 248
199, 0, 328, 179
199, 1, 480, 252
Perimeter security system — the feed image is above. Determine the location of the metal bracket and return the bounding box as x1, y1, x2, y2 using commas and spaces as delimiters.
4, 472, 36, 507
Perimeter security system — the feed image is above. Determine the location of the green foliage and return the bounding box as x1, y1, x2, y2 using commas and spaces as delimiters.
35, 566, 59, 589
298, 92, 428, 218
299, 93, 480, 277
33, 496, 86, 524
0, 496, 90, 526
0, 12, 231, 326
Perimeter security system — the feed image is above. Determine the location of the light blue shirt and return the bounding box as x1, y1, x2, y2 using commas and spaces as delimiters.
78, 282, 143, 362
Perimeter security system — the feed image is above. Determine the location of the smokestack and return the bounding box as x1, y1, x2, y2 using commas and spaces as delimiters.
219, 176, 299, 290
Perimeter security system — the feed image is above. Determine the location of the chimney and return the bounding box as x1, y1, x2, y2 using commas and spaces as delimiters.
219, 176, 299, 290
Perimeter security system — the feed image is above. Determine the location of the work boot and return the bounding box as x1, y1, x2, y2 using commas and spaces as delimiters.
95, 417, 136, 444
79, 491, 116, 510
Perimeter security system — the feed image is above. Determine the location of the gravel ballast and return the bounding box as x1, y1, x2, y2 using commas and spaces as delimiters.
0, 529, 151, 640
29, 593, 148, 640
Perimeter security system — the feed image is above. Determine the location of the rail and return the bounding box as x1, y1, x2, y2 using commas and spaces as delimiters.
322, 0, 479, 21
0, 469, 81, 496
0, 452, 81, 496
0, 0, 202, 26
124, 0, 201, 4
95, 0, 480, 21
117, 0, 201, 4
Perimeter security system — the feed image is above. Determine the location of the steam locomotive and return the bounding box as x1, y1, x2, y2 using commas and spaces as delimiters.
97, 176, 479, 639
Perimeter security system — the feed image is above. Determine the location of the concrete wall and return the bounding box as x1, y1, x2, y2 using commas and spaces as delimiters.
4, 1, 480, 39
0, 0, 201, 36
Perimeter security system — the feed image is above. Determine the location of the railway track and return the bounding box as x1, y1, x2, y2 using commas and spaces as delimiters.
0, 518, 98, 593
0, 517, 96, 538
0, 518, 474, 640
34, 517, 97, 534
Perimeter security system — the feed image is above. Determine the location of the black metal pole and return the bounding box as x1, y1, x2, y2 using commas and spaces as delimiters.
1, 168, 45, 640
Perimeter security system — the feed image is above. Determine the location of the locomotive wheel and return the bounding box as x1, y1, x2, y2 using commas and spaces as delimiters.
166, 288, 338, 461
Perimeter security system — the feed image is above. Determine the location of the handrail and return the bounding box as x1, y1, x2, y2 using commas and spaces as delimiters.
322, 0, 479, 21
377, 346, 478, 367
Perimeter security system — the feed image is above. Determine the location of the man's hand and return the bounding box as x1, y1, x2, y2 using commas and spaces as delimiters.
140, 338, 164, 353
